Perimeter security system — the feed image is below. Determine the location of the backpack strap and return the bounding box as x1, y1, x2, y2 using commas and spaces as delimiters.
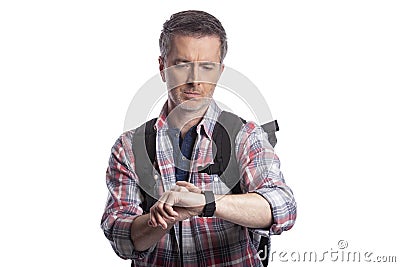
261, 120, 279, 147
132, 118, 158, 213
197, 111, 245, 194
199, 112, 279, 193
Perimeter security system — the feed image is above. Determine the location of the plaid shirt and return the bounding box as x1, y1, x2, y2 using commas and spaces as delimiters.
101, 101, 296, 266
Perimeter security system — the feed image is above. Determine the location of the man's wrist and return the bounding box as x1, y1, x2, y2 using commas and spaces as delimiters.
199, 191, 216, 217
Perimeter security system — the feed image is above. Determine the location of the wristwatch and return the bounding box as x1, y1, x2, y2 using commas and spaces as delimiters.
200, 191, 216, 217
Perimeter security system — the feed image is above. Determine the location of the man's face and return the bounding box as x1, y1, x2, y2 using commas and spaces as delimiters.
159, 35, 223, 113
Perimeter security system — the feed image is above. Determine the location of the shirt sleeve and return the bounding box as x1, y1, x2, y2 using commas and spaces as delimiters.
235, 122, 297, 235
100, 131, 154, 260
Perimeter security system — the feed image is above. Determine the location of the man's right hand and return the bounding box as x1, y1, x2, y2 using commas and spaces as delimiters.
148, 184, 205, 229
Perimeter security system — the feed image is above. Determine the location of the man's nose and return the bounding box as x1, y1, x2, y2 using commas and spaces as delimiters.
187, 63, 200, 83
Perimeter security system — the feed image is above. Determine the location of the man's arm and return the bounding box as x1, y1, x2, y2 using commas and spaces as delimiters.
234, 121, 297, 234
214, 193, 273, 228
130, 214, 174, 252
101, 132, 178, 258
148, 182, 272, 229
174, 181, 272, 228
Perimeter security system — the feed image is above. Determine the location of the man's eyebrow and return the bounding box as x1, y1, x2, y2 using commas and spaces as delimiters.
174, 59, 218, 65
174, 58, 191, 63
198, 61, 217, 65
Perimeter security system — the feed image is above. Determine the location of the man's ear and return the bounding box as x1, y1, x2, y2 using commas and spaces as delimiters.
159, 56, 166, 82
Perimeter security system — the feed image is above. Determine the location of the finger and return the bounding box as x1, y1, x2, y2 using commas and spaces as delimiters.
176, 181, 190, 187
155, 194, 177, 220
150, 202, 170, 229
156, 202, 175, 220
164, 203, 179, 217
176, 181, 202, 193
157, 203, 177, 220
170, 185, 181, 192
153, 208, 168, 229
171, 185, 189, 193
149, 199, 170, 228
148, 212, 152, 226
149, 208, 158, 227
148, 211, 162, 227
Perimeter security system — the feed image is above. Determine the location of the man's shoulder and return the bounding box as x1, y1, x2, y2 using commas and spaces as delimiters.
110, 129, 135, 152
121, 117, 158, 138
210, 111, 265, 148
114, 117, 159, 154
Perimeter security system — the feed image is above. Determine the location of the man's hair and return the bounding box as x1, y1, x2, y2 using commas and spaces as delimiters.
159, 10, 228, 63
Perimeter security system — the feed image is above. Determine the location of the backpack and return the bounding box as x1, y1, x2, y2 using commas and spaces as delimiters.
132, 111, 279, 266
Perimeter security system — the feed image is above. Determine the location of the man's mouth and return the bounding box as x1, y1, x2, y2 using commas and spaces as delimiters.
183, 91, 201, 98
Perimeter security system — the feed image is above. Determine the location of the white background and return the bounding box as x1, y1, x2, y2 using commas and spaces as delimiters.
1, 1, 399, 266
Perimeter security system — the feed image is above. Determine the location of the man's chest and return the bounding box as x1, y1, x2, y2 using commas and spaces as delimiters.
155, 133, 231, 194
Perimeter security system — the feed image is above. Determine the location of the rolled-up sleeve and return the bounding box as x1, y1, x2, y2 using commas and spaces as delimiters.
100, 131, 152, 259
236, 122, 297, 235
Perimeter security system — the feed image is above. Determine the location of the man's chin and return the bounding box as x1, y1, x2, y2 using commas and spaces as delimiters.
177, 98, 211, 112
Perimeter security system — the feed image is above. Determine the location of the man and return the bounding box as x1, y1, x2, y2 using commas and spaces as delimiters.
101, 10, 296, 266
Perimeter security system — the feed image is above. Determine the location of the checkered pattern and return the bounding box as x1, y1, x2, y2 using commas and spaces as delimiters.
101, 100, 297, 266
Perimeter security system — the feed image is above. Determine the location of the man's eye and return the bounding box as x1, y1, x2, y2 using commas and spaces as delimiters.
175, 62, 190, 68
200, 64, 216, 71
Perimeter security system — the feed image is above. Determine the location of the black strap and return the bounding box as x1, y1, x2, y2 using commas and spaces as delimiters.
179, 221, 184, 266
197, 111, 245, 194
132, 118, 158, 213
261, 120, 279, 147
248, 231, 270, 266
197, 112, 279, 194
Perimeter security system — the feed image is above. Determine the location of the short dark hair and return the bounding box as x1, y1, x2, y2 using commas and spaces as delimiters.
159, 10, 228, 63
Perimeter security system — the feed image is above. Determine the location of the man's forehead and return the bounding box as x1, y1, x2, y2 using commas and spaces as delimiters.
168, 35, 221, 61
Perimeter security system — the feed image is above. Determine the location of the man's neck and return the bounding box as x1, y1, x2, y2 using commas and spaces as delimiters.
167, 106, 208, 138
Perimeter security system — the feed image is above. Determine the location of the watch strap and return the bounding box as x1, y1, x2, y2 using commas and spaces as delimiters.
200, 191, 216, 217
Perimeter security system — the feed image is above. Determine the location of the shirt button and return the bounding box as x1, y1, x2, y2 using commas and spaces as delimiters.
154, 174, 159, 180
214, 177, 219, 182
175, 133, 179, 137
181, 156, 186, 160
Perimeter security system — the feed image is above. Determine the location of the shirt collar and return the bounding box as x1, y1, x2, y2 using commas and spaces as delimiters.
154, 101, 168, 131
199, 100, 222, 139
154, 100, 222, 139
